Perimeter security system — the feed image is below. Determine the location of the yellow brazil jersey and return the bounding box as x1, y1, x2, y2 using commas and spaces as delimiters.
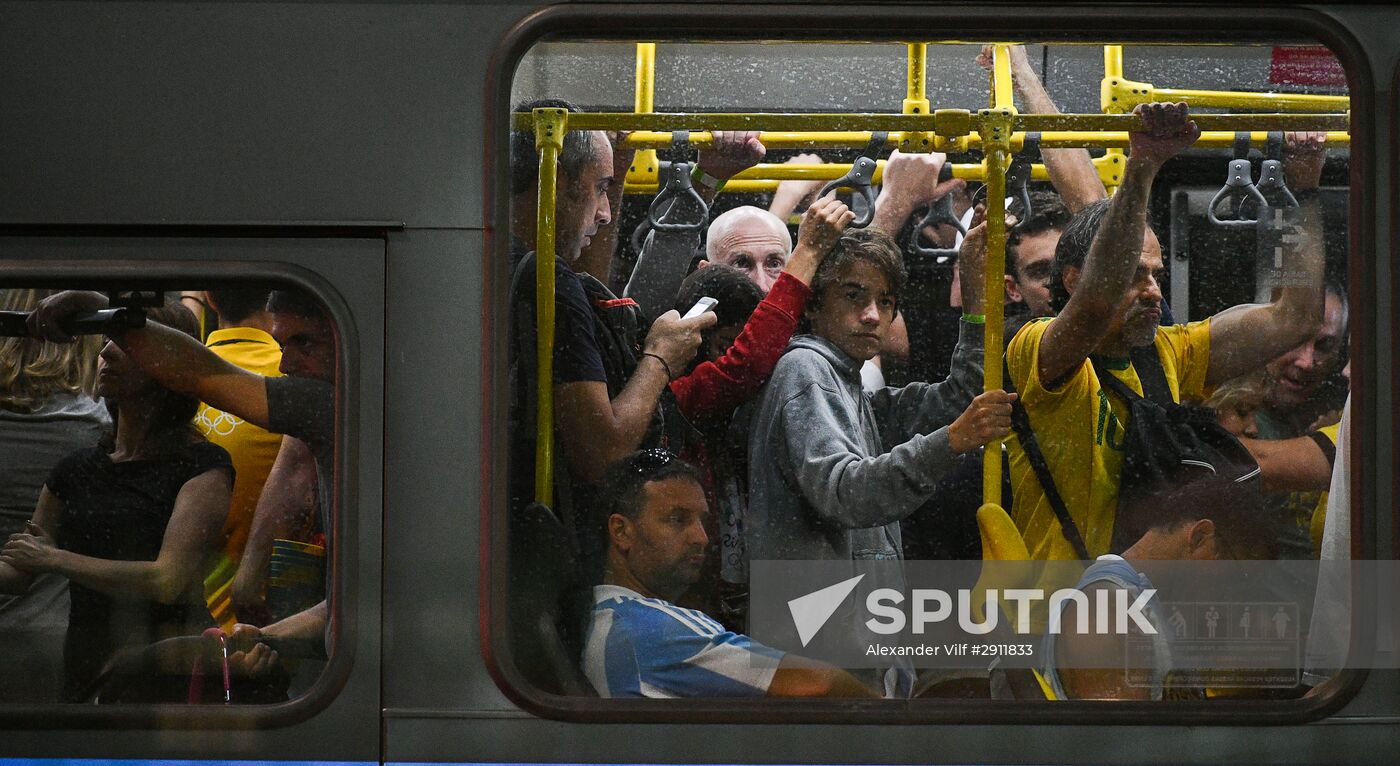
1308, 422, 1341, 558
195, 327, 284, 629
1006, 317, 1213, 561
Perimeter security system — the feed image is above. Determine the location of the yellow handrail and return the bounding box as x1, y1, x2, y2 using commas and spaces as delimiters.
631, 43, 660, 186
1101, 43, 1349, 114
905, 42, 930, 115
1104, 44, 1124, 96
622, 152, 1141, 193
532, 107, 566, 504
992, 44, 1014, 110
617, 127, 1349, 151
515, 111, 1349, 137
980, 105, 1014, 511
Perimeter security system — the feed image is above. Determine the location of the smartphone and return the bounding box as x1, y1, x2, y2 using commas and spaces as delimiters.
682, 296, 718, 320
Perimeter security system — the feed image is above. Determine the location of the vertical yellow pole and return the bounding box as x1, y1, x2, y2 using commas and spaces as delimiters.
1102, 45, 1126, 113
1102, 46, 1127, 194
632, 43, 659, 185
904, 42, 930, 114
981, 142, 1009, 506
533, 107, 567, 504
1104, 44, 1123, 81
993, 43, 1014, 110
980, 45, 1015, 508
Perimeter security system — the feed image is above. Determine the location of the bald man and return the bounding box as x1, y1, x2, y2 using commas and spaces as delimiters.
626, 204, 790, 320
703, 207, 794, 295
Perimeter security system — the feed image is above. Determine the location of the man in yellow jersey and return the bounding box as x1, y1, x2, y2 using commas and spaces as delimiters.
193, 288, 285, 629
1005, 104, 1327, 563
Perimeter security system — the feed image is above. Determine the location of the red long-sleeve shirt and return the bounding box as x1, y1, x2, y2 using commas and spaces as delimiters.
668, 272, 810, 426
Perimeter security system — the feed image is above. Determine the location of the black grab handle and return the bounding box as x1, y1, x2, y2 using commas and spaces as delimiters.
0, 307, 147, 338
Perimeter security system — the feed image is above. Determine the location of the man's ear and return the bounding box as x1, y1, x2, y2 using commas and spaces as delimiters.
1186, 518, 1218, 560
697, 259, 711, 270
1004, 274, 1023, 303
608, 513, 632, 553
1061, 265, 1081, 297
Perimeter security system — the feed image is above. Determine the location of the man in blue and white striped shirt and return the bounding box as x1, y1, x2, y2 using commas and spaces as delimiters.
583, 450, 877, 698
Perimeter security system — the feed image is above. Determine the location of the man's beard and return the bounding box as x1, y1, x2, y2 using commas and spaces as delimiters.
1122, 308, 1159, 347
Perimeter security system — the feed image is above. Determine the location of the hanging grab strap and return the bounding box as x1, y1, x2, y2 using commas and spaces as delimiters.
1251, 131, 1299, 211
910, 162, 966, 264
1004, 132, 1038, 229
816, 131, 887, 228
647, 131, 709, 233
1208, 132, 1267, 229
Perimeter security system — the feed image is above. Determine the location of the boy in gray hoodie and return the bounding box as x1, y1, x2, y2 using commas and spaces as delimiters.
746, 223, 1015, 694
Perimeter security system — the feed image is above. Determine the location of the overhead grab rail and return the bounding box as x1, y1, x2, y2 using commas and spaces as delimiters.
1099, 43, 1349, 115
514, 111, 1350, 137
815, 131, 887, 228
633, 151, 1134, 195
0, 291, 160, 338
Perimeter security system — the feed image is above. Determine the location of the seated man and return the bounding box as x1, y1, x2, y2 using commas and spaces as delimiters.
1005, 105, 1327, 562
585, 450, 877, 698
1043, 459, 1275, 700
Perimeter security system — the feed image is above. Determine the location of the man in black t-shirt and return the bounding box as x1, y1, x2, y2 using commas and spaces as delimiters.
508, 98, 716, 515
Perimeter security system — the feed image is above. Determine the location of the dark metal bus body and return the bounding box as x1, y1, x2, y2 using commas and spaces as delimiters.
0, 1, 1396, 764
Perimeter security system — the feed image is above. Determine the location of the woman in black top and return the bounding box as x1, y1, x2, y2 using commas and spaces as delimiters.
0, 300, 232, 701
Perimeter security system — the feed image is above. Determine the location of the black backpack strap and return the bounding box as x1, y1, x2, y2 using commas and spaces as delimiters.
1004, 358, 1091, 562
1130, 342, 1175, 405
1092, 344, 1174, 410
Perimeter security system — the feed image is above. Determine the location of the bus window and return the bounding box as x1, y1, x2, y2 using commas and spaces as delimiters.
498, 37, 1356, 711
0, 284, 339, 707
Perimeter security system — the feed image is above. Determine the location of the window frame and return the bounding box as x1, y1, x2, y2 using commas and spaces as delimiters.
482, 3, 1375, 725
0, 224, 386, 729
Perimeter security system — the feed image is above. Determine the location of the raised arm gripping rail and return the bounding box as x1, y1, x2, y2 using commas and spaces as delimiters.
816, 131, 887, 228
1208, 132, 1269, 229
